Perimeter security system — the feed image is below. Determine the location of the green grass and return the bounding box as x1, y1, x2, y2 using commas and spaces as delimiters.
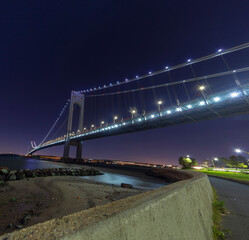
212, 188, 227, 240
191, 169, 249, 182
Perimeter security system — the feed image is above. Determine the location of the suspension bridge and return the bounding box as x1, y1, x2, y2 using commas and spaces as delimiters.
28, 42, 249, 158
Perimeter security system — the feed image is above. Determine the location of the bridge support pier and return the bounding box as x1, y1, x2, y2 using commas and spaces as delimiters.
76, 142, 82, 159
63, 91, 85, 160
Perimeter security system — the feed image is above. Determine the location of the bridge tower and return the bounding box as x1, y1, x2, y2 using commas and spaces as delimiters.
63, 91, 85, 159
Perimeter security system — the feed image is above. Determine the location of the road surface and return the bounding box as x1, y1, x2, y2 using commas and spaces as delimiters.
209, 177, 249, 240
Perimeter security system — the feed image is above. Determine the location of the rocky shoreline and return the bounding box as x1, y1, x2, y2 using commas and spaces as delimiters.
0, 167, 102, 183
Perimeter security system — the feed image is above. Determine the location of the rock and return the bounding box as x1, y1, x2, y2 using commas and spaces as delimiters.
16, 169, 26, 180
121, 183, 133, 188
15, 224, 23, 229
24, 169, 35, 178
0, 167, 9, 175
7, 171, 17, 181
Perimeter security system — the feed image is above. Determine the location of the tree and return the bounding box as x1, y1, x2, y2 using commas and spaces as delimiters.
179, 156, 197, 169
201, 160, 210, 168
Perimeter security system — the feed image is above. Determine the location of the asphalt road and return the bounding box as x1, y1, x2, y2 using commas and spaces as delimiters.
209, 177, 249, 240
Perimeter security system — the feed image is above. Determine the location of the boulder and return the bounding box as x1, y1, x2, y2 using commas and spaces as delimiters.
121, 183, 133, 188
7, 171, 17, 181
0, 167, 9, 175
16, 169, 26, 180
24, 169, 35, 178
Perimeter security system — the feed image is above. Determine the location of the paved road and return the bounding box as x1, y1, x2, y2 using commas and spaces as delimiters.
209, 177, 249, 240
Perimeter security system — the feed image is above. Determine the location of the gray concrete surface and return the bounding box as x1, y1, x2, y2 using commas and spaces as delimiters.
1, 171, 213, 240
209, 177, 249, 240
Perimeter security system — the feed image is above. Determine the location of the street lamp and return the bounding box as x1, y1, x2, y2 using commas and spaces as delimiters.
212, 157, 218, 168
235, 148, 249, 155
101, 121, 105, 127
91, 124, 94, 130
157, 100, 163, 116
113, 116, 118, 123
199, 85, 205, 91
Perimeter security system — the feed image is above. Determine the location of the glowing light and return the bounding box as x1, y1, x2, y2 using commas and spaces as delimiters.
125, 79, 128, 82
235, 148, 242, 153
199, 101, 205, 106
101, 121, 104, 124
157, 100, 162, 105
117, 81, 119, 84
138, 118, 142, 121
151, 114, 155, 118
114, 116, 118, 120
199, 85, 205, 91
218, 49, 222, 53
213, 97, 220, 102
136, 76, 139, 79
231, 92, 239, 98
165, 66, 169, 69
167, 110, 171, 114
187, 59, 191, 62
176, 107, 182, 112
149, 72, 152, 75
187, 105, 192, 109
131, 109, 136, 114
214, 158, 218, 161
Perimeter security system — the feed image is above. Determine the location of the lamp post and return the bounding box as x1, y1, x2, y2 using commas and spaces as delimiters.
235, 148, 249, 155
91, 124, 94, 130
113, 116, 118, 123
157, 100, 163, 116
211, 157, 218, 168
101, 121, 104, 127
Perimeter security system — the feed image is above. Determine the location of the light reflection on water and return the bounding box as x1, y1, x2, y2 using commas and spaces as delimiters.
81, 172, 167, 189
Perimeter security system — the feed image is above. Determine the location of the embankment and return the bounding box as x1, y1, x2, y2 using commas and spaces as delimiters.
1, 169, 213, 240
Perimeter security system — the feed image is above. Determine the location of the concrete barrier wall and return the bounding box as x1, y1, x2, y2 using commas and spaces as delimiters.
2, 171, 213, 240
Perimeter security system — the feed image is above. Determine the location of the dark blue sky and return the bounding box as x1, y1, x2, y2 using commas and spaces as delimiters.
1, 1, 249, 164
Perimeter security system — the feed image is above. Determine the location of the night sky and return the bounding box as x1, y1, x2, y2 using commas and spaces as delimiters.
1, 1, 249, 165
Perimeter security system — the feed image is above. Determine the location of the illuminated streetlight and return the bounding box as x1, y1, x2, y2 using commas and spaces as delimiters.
91, 124, 94, 130
212, 157, 218, 168
199, 85, 205, 91
157, 100, 163, 116
235, 148, 249, 155
113, 116, 118, 123
101, 121, 105, 127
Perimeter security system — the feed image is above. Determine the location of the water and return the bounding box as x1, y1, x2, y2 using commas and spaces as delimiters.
81, 172, 167, 189
0, 155, 168, 189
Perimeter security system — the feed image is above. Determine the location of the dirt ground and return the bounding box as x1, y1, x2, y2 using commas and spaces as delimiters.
0, 176, 145, 235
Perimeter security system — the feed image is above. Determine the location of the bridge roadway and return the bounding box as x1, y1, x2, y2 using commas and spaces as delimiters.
29, 84, 249, 155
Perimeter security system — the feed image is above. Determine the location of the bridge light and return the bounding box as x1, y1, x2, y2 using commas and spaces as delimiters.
214, 158, 218, 161
165, 66, 169, 70
136, 76, 139, 79
187, 59, 191, 62
151, 114, 155, 118
167, 110, 171, 114
231, 92, 239, 98
138, 118, 142, 121
199, 101, 205, 106
117, 81, 119, 84
113, 116, 118, 123
213, 97, 220, 102
176, 107, 182, 112
187, 105, 192, 109
149, 71, 152, 75
199, 85, 205, 91
218, 49, 223, 53
125, 79, 128, 82
157, 100, 162, 105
